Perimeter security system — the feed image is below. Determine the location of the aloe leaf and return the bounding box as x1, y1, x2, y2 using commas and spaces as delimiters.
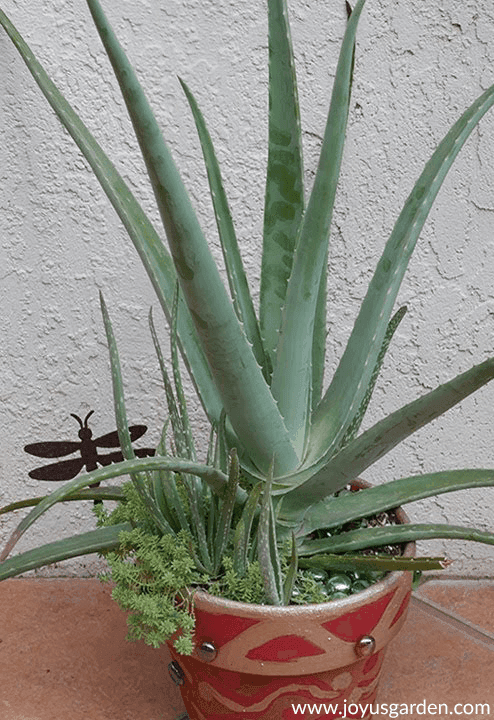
311, 261, 328, 412
213, 450, 240, 573
309, 81, 494, 464
270, 0, 366, 456
257, 461, 282, 604
0, 8, 222, 425
310, 4, 358, 412
282, 532, 298, 605
0, 457, 229, 562
339, 306, 407, 448
0, 487, 125, 516
288, 469, 494, 536
158, 470, 192, 535
281, 356, 494, 518
153, 426, 193, 534
149, 308, 188, 458
100, 293, 174, 537
298, 553, 448, 572
260, 0, 305, 373
149, 425, 180, 531
85, 0, 299, 476
214, 411, 229, 475
297, 524, 494, 554
0, 523, 132, 581
170, 287, 197, 462
232, 482, 262, 577
179, 79, 268, 379
167, 292, 212, 567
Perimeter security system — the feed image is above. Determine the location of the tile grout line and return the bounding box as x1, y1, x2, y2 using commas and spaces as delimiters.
411, 594, 494, 648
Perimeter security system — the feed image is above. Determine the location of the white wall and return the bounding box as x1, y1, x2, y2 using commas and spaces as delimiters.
1, 0, 493, 576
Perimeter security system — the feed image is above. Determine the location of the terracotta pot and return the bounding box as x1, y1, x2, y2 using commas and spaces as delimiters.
167, 486, 415, 720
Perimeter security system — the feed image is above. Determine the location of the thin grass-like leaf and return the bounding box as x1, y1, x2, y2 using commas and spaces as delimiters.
0, 8, 222, 424
257, 460, 282, 604
149, 308, 188, 458
0, 523, 132, 581
232, 483, 262, 577
170, 288, 196, 461
100, 293, 173, 536
270, 0, 366, 456
309, 80, 494, 464
213, 411, 229, 475
213, 449, 240, 573
282, 532, 298, 604
86, 0, 299, 476
169, 291, 213, 568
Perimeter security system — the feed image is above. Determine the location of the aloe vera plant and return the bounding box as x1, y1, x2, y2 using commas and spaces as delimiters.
1, 0, 494, 628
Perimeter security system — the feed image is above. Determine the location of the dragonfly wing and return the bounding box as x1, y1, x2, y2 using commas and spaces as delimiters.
95, 425, 148, 447
24, 440, 81, 458
28, 457, 84, 481
134, 447, 156, 458
97, 451, 124, 466
128, 425, 148, 442
93, 430, 121, 448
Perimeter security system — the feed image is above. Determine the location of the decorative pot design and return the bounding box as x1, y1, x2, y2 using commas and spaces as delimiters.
167, 497, 415, 720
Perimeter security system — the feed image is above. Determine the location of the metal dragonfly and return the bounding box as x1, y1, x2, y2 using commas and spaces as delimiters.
24, 410, 155, 482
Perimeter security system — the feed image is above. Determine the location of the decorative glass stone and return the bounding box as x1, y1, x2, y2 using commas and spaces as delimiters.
326, 574, 352, 595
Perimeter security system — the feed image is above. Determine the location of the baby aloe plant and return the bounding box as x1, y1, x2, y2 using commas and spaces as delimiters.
1, 0, 494, 630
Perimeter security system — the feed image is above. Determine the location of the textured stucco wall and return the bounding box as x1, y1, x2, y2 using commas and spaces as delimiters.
1, 0, 494, 576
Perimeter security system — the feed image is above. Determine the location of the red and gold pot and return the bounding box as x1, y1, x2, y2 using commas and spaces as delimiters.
167, 497, 414, 720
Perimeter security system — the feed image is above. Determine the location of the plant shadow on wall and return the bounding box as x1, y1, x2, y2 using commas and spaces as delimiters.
1, 0, 494, 715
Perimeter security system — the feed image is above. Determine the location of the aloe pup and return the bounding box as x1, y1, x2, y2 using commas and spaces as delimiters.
1, 0, 494, 645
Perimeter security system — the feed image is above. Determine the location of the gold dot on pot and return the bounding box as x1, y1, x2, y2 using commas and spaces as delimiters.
355, 635, 376, 657
197, 641, 218, 662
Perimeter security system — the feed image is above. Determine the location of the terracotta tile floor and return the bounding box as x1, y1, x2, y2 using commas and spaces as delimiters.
0, 576, 492, 719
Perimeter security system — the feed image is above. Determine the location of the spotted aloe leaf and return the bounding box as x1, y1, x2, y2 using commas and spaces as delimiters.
260, 0, 305, 376
288, 469, 494, 538
308, 79, 494, 466
297, 524, 494, 554
179, 79, 269, 380
0, 524, 133, 581
85, 0, 299, 477
280, 357, 494, 522
338, 305, 407, 449
270, 0, 366, 456
0, 8, 222, 427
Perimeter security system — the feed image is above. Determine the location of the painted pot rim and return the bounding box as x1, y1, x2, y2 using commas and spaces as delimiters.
185, 480, 415, 675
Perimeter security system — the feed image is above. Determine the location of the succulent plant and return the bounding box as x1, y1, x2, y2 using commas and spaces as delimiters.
1, 0, 494, 631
